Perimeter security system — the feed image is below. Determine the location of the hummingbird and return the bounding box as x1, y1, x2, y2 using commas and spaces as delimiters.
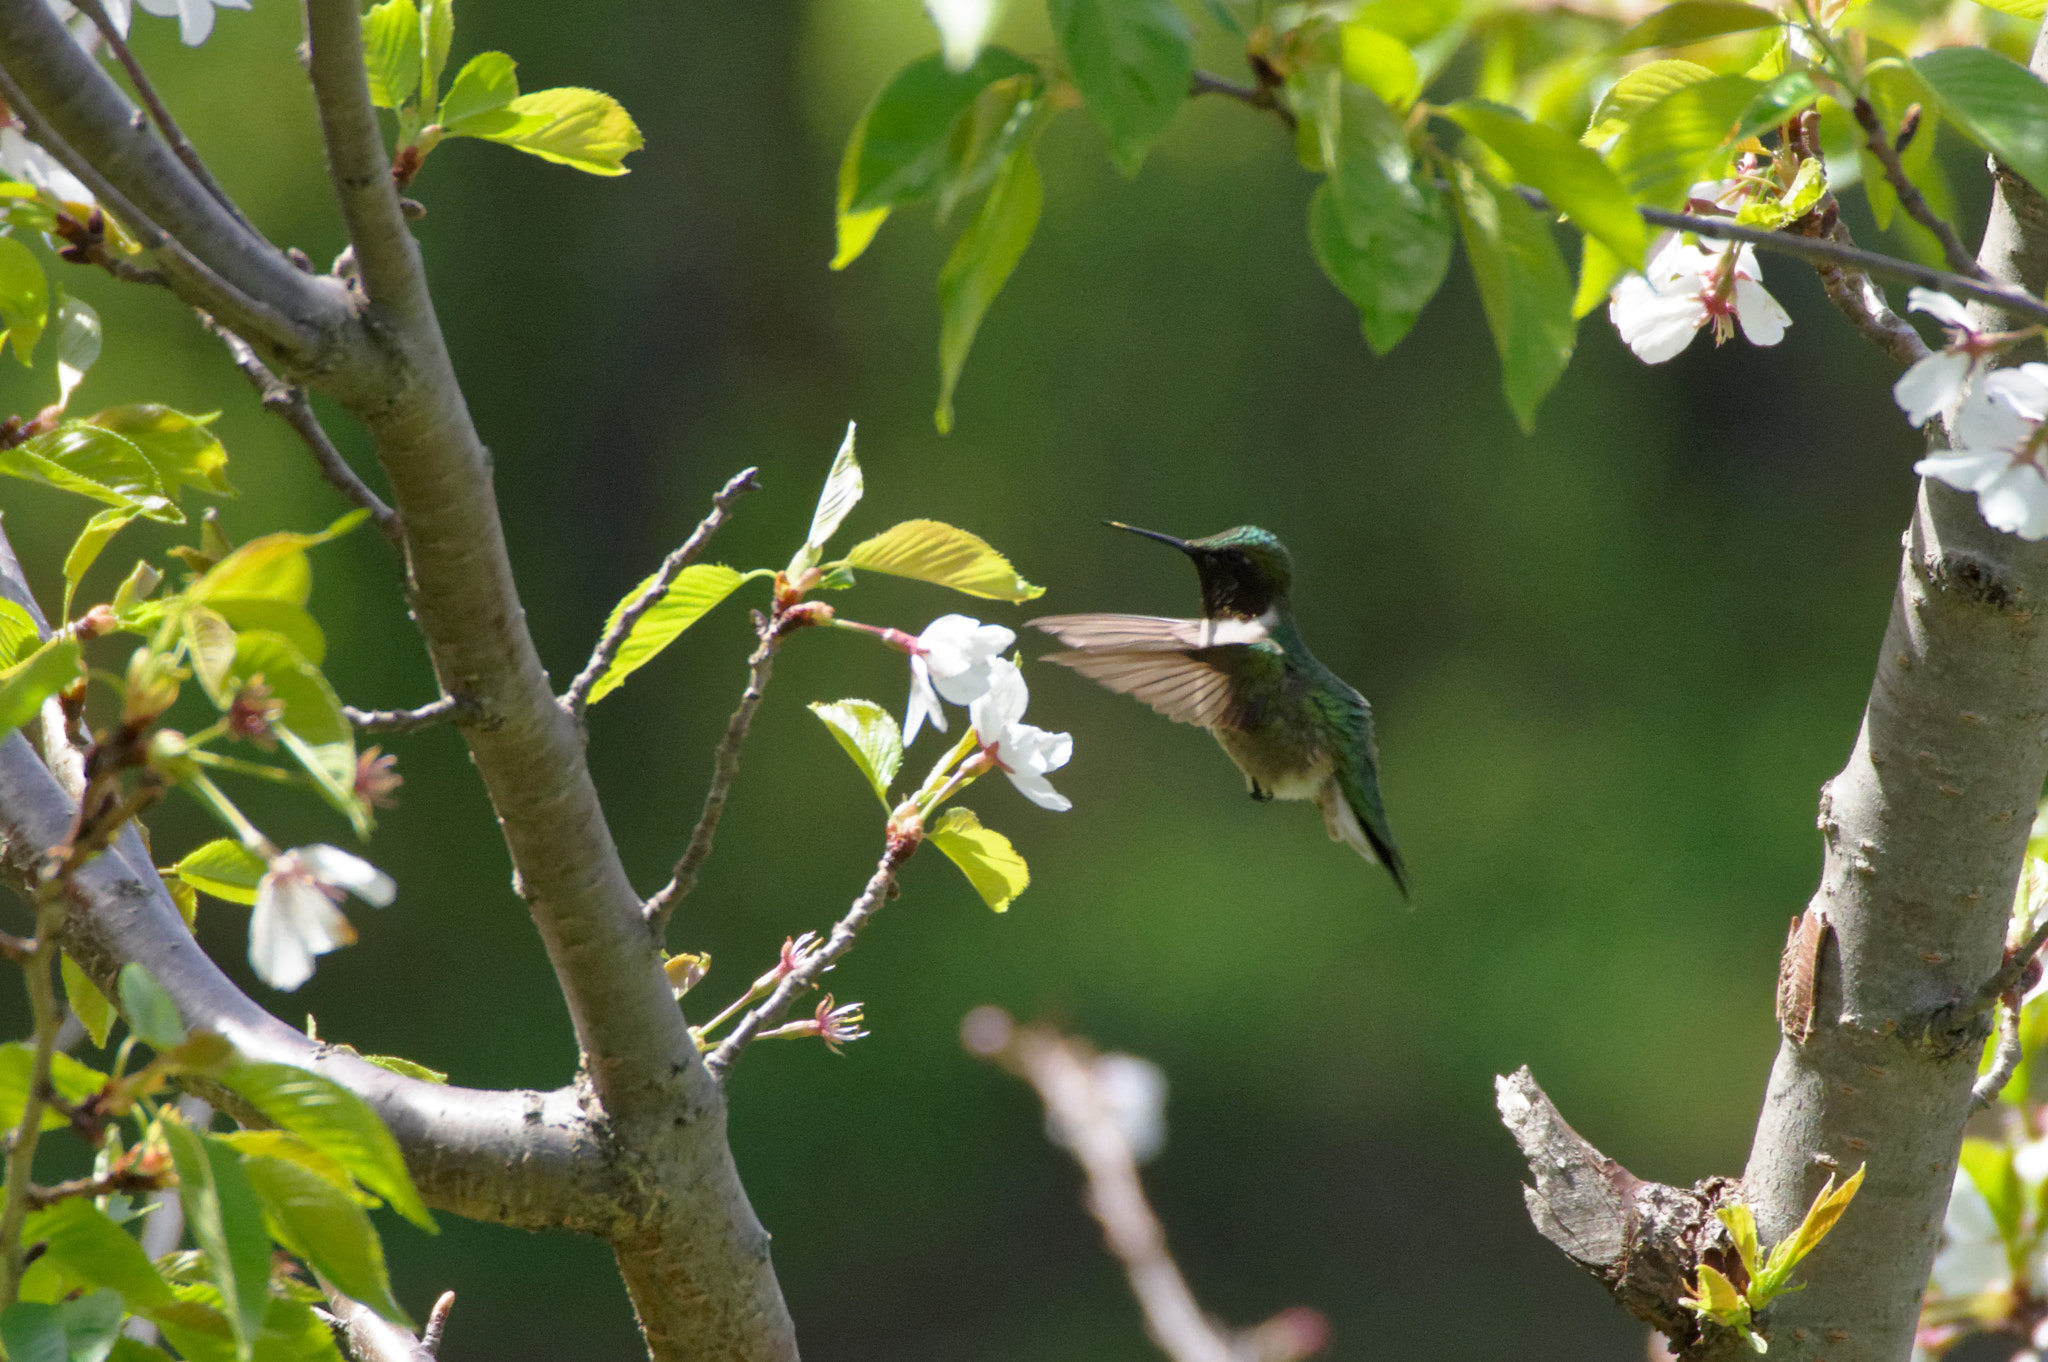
1030, 523, 1407, 896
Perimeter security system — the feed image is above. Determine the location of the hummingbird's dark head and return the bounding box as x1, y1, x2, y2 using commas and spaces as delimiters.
1110, 522, 1293, 619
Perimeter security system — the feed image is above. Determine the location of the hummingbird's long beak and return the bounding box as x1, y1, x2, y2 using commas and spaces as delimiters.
1106, 521, 1192, 553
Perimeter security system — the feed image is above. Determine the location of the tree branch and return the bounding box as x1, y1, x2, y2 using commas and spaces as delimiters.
704, 836, 918, 1078
1801, 221, 1932, 369
343, 696, 471, 734
643, 625, 776, 936
1189, 69, 1295, 130
202, 315, 401, 541
1850, 97, 1987, 283
562, 465, 760, 718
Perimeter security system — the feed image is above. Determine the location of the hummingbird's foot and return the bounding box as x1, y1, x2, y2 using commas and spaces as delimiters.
1249, 781, 1273, 803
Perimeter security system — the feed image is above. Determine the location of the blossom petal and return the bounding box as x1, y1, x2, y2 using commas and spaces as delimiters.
1894, 351, 1973, 426
970, 658, 1031, 745
1004, 769, 1071, 811
1978, 464, 2048, 539
1610, 278, 1705, 364
1915, 450, 2012, 493
1732, 275, 1791, 347
1908, 287, 1973, 329
904, 656, 945, 747
298, 844, 397, 906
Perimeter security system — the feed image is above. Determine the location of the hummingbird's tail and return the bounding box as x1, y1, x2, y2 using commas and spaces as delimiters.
1316, 780, 1409, 899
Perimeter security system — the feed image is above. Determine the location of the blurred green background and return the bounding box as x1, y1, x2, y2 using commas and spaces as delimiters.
0, 0, 1944, 1357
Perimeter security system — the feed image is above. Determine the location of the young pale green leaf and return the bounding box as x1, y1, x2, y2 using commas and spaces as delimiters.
108, 1338, 179, 1362
1961, 1138, 2023, 1248
242, 1154, 408, 1326
61, 950, 114, 1049
111, 561, 162, 615
61, 1292, 125, 1362
0, 234, 47, 366
1048, 0, 1192, 176
183, 605, 238, 703
841, 519, 1044, 601
1616, 2, 1782, 52
1573, 234, 1628, 318
1583, 58, 1713, 144
843, 49, 1036, 217
1340, 24, 1420, 108
1609, 73, 1762, 207
419, 0, 454, 114
88, 406, 233, 498
928, 807, 1028, 910
803, 423, 865, 559
475, 87, 643, 175
1753, 1162, 1865, 1301
1446, 101, 1647, 266
0, 638, 82, 738
587, 563, 759, 705
225, 630, 360, 833
1732, 70, 1821, 147
24, 1199, 178, 1312
936, 148, 1043, 432
192, 512, 367, 609
358, 1053, 447, 1084
0, 1041, 111, 1132
1309, 86, 1454, 354
1450, 163, 1575, 433
216, 1060, 435, 1231
1683, 1262, 1748, 1323
1914, 46, 2048, 202
161, 1126, 272, 1356
62, 506, 137, 621
206, 599, 325, 668
362, 0, 423, 108
53, 293, 100, 410
216, 1132, 363, 1201
119, 962, 186, 1049
0, 598, 36, 664
938, 75, 1052, 224
0, 1301, 67, 1362
1973, 0, 2045, 18
8, 426, 175, 522
176, 839, 268, 907
832, 108, 891, 270
1715, 1201, 1761, 1280
436, 51, 523, 136
809, 699, 904, 803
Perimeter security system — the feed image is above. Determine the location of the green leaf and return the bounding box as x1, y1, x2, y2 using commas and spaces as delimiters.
1340, 24, 1420, 109
1583, 58, 1713, 144
0, 234, 48, 367
0, 598, 37, 664
24, 1199, 178, 1312
86, 407, 233, 498
225, 631, 361, 834
60, 1292, 125, 1362
1309, 86, 1454, 354
62, 507, 137, 621
935, 147, 1042, 433
1450, 163, 1575, 433
0, 638, 81, 737
928, 806, 1029, 911
61, 950, 114, 1049
215, 1061, 435, 1232
1048, 0, 1192, 176
53, 293, 101, 410
809, 700, 904, 804
242, 1155, 407, 1326
419, 0, 454, 114
176, 839, 269, 907
1608, 73, 1762, 208
841, 519, 1044, 601
0, 1041, 109, 1132
1753, 1163, 1865, 1301
191, 512, 366, 609
436, 51, 521, 136
475, 87, 642, 175
1973, 0, 2045, 18
1962, 1138, 2023, 1248
937, 75, 1052, 223
802, 423, 864, 563
361, 0, 422, 109
1915, 46, 2048, 202
206, 599, 325, 668
586, 563, 760, 705
832, 109, 891, 270
1685, 1262, 1748, 1325
1446, 100, 1647, 267
357, 1053, 446, 1084
0, 1301, 68, 1362
1732, 70, 1821, 147
215, 1132, 362, 1201
119, 962, 186, 1049
842, 50, 1036, 217
1573, 233, 1628, 318
108, 1340, 179, 1362
1616, 2, 1782, 52
161, 1126, 272, 1357
1715, 1201, 1761, 1279
4, 427, 174, 522
183, 604, 238, 702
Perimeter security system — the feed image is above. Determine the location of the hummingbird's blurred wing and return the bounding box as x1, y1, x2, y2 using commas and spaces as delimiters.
1030, 614, 1279, 729
1029, 614, 1270, 651
1035, 647, 1243, 727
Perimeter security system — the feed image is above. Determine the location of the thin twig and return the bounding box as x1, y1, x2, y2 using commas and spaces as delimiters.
1981, 916, 2048, 1008
1851, 97, 1986, 283
343, 696, 472, 734
642, 625, 776, 935
1973, 989, 2026, 1112
702, 836, 919, 1078
1, 883, 72, 1305
202, 316, 401, 541
1190, 69, 1296, 131
963, 1009, 1330, 1362
70, 0, 256, 235
561, 466, 761, 717
1803, 220, 1931, 369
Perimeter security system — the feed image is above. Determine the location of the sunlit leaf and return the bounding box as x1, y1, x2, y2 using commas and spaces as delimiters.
23, 1199, 178, 1312
1583, 59, 1714, 144
183, 605, 237, 703
929, 806, 1028, 911
805, 423, 865, 559
192, 511, 366, 609
1340, 23, 1419, 108
841, 519, 1044, 601
1617, 2, 1781, 52
475, 87, 642, 175
175, 839, 268, 907
0, 235, 48, 367
62, 507, 136, 621
1447, 100, 1647, 267
87, 406, 233, 498
936, 148, 1042, 432
1450, 163, 1575, 432
215, 1060, 435, 1231
586, 563, 763, 705
0, 1041, 110, 1132
842, 49, 1035, 217
1573, 234, 1628, 318
215, 1131, 363, 1200
1609, 73, 1762, 208
1715, 1201, 1761, 1279
161, 1125, 271, 1355
809, 699, 904, 803
5, 426, 175, 522
419, 0, 454, 114
228, 630, 362, 834
207, 598, 325, 668
0, 598, 36, 665
1915, 46, 2048, 202
243, 1154, 409, 1326
0, 1301, 66, 1362
362, 0, 423, 109
0, 638, 81, 738
1972, 0, 2046, 18
436, 51, 523, 136
60, 950, 114, 1049
1048, 0, 1192, 176
119, 962, 186, 1049
53, 293, 100, 410
1961, 1138, 2023, 1247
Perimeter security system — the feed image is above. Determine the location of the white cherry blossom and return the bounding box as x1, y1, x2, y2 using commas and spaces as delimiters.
0, 127, 92, 208
1895, 288, 2002, 426
903, 613, 1015, 746
969, 657, 1073, 811
1916, 364, 2048, 540
249, 844, 395, 991
1608, 233, 1790, 364
136, 0, 249, 46
924, 0, 998, 71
